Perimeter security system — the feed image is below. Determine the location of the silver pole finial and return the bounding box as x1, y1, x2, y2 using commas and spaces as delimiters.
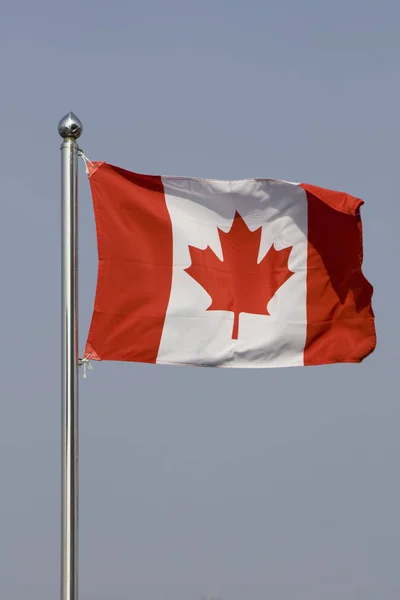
58, 112, 83, 140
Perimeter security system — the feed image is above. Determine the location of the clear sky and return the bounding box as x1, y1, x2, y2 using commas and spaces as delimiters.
0, 1, 399, 598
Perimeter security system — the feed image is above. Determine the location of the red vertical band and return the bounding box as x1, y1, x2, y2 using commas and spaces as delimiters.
85, 163, 173, 363
301, 183, 376, 366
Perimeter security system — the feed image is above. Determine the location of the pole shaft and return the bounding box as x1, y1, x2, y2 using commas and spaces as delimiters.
61, 136, 79, 600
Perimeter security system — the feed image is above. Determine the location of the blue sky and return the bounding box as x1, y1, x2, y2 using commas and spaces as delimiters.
0, 1, 399, 598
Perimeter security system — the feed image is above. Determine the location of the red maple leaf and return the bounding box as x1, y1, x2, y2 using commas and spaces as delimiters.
184, 212, 294, 339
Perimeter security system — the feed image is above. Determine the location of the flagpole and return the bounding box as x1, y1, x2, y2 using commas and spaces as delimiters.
58, 112, 83, 600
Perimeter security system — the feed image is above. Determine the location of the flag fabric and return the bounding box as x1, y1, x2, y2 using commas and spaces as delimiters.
84, 162, 375, 368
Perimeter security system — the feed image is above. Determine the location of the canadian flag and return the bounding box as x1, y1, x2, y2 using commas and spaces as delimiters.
85, 163, 375, 368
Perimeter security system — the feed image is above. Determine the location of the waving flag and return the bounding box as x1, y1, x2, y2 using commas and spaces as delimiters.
84, 162, 375, 368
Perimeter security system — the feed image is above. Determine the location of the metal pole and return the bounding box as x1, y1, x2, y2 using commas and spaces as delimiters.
58, 112, 83, 600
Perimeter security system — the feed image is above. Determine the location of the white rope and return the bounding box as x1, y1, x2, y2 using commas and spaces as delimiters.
77, 149, 94, 175
79, 353, 93, 379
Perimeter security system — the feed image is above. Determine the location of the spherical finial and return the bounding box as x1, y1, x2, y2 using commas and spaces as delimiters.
58, 112, 83, 139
